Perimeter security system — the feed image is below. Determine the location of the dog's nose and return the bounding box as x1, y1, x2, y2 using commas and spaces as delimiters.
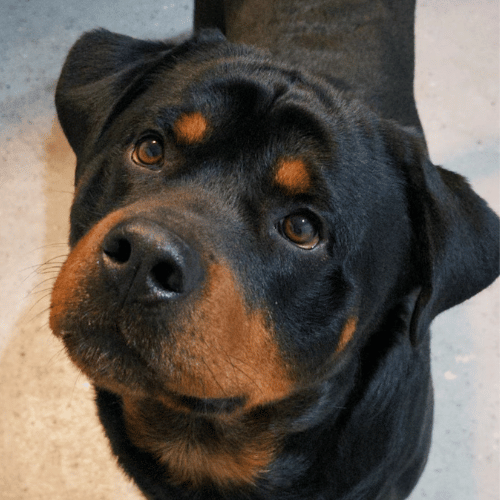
101, 218, 204, 303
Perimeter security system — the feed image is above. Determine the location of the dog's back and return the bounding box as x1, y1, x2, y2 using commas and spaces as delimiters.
195, 0, 421, 128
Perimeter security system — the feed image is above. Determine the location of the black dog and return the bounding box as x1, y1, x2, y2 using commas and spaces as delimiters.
50, 1, 499, 498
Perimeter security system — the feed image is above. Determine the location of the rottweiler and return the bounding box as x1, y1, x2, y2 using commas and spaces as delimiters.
49, 0, 499, 498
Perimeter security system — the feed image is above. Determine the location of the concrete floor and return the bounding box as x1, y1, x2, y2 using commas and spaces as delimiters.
0, 1, 498, 499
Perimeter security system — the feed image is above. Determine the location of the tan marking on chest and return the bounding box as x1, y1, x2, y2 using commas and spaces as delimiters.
123, 396, 279, 488
173, 112, 209, 145
335, 316, 358, 353
274, 157, 311, 194
159, 432, 276, 488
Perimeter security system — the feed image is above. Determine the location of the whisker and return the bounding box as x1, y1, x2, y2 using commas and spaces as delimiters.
69, 372, 86, 405
32, 268, 61, 277
26, 303, 52, 324
21, 256, 66, 280
29, 278, 57, 293
45, 341, 68, 368
199, 355, 228, 398
220, 349, 262, 393
27, 242, 69, 254
29, 287, 55, 298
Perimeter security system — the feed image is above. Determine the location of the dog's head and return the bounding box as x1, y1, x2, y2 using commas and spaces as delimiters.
50, 29, 498, 416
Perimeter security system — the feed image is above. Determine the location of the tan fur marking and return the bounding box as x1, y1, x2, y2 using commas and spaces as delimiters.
164, 263, 293, 406
173, 112, 209, 145
123, 395, 279, 488
335, 317, 357, 353
49, 209, 126, 336
160, 436, 276, 488
161, 440, 275, 488
274, 157, 311, 194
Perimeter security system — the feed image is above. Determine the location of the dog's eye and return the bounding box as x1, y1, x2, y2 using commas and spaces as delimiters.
132, 137, 164, 168
279, 213, 320, 250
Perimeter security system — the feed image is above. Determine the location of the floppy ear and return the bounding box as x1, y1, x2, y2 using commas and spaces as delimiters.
55, 28, 226, 165
385, 125, 499, 346
55, 29, 177, 160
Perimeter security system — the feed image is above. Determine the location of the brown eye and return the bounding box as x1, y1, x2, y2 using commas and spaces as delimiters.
280, 213, 320, 249
132, 137, 164, 167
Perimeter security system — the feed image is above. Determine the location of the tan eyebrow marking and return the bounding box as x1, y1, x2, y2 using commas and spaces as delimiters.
274, 157, 311, 194
173, 112, 209, 145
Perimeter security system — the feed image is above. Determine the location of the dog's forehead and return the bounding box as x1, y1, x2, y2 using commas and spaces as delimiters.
108, 57, 393, 210
137, 56, 337, 147
140, 65, 343, 184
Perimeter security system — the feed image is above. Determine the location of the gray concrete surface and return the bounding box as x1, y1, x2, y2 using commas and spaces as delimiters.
0, 1, 498, 499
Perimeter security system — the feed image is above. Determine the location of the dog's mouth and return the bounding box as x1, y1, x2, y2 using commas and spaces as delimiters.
170, 393, 247, 414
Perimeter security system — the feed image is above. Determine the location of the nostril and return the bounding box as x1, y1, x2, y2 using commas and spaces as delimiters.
101, 218, 205, 303
150, 261, 184, 294
104, 237, 132, 264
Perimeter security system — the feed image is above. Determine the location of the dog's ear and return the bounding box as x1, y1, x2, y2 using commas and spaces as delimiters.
55, 29, 174, 158
384, 124, 499, 346
55, 28, 226, 161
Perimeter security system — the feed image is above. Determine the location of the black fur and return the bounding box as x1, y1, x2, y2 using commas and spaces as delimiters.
51, 1, 499, 499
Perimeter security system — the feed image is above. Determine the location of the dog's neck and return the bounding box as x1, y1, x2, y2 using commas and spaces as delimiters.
121, 394, 282, 489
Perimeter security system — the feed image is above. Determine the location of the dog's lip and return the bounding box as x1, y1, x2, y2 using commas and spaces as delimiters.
172, 393, 247, 414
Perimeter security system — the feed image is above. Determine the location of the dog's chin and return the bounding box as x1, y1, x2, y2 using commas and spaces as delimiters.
58, 321, 290, 417
94, 375, 248, 416
70, 350, 249, 416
